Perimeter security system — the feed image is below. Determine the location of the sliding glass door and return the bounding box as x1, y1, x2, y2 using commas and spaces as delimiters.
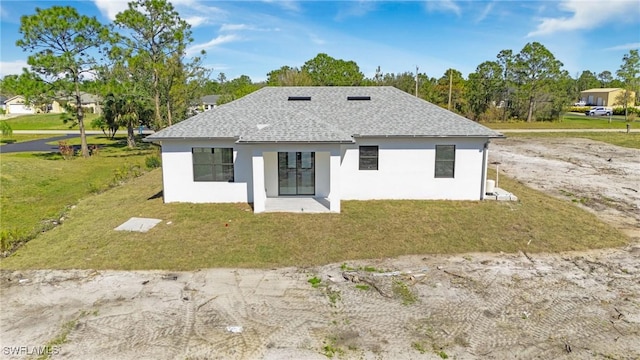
278, 152, 315, 195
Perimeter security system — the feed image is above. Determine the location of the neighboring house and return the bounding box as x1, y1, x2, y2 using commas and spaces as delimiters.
0, 95, 7, 111
4, 95, 35, 114
51, 92, 102, 114
579, 88, 636, 107
145, 86, 503, 213
201, 95, 220, 111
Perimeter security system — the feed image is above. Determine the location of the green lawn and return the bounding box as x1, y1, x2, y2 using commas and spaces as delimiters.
1, 113, 100, 130
504, 132, 640, 149
0, 166, 626, 270
483, 113, 637, 130
0, 134, 58, 145
0, 136, 157, 251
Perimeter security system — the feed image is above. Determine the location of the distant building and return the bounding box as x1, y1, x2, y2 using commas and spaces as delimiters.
4, 95, 35, 114
51, 92, 102, 114
579, 88, 636, 107
201, 95, 220, 111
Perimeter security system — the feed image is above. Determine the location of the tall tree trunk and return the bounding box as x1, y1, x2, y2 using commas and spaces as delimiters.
166, 99, 173, 126
74, 75, 89, 158
127, 122, 136, 149
153, 68, 163, 127
526, 96, 535, 122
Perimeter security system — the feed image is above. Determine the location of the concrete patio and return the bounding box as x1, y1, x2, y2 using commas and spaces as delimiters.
264, 197, 332, 213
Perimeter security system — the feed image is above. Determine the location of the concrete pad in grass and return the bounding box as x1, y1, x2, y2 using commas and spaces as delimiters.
115, 217, 162, 233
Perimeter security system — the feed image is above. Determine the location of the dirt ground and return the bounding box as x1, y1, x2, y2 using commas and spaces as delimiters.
1, 138, 639, 360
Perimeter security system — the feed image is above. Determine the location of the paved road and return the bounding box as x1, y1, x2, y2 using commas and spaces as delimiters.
0, 134, 80, 153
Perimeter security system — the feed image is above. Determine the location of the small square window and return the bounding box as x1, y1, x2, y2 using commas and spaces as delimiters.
192, 148, 234, 182
359, 146, 378, 170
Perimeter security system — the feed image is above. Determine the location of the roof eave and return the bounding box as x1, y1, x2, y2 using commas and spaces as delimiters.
143, 136, 239, 143
236, 139, 355, 144
353, 134, 504, 139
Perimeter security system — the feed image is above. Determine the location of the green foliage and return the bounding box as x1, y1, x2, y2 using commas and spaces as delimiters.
112, 163, 142, 185
513, 42, 564, 122
114, 0, 195, 129
216, 75, 262, 105
322, 337, 345, 358
266, 66, 313, 86
17, 5, 113, 158
355, 284, 370, 291
616, 50, 640, 104
91, 116, 118, 138
301, 53, 364, 86
308, 276, 322, 288
145, 154, 162, 169
392, 280, 417, 305
412, 342, 427, 354
0, 121, 12, 136
467, 61, 503, 120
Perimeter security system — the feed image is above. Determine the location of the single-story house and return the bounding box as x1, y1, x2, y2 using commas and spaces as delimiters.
579, 88, 636, 107
51, 92, 102, 114
0, 95, 7, 111
4, 95, 35, 114
145, 86, 503, 213
201, 95, 220, 111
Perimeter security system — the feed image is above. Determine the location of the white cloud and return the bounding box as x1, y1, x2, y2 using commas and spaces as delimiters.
425, 0, 461, 16
475, 2, 494, 23
528, 0, 640, 37
0, 60, 29, 78
186, 34, 240, 56
93, 0, 129, 20
184, 16, 208, 27
220, 24, 251, 32
335, 1, 377, 21
604, 42, 640, 51
309, 34, 326, 46
262, 0, 300, 12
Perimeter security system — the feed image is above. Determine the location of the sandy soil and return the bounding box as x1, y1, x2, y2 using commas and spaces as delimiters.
491, 137, 640, 240
1, 138, 638, 360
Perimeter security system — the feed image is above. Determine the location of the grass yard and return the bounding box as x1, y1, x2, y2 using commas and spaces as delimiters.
0, 167, 626, 270
0, 133, 58, 145
483, 113, 637, 130
0, 136, 158, 251
1, 113, 100, 130
504, 132, 640, 149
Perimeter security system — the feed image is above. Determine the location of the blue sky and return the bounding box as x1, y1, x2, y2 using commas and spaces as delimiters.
1, 0, 639, 82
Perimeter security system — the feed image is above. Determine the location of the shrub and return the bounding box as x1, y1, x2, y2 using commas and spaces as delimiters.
58, 141, 74, 160
613, 106, 640, 116
145, 154, 161, 169
112, 163, 142, 185
0, 121, 12, 136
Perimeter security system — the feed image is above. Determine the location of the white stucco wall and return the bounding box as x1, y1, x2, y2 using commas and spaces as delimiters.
160, 139, 250, 203
340, 137, 488, 201
158, 137, 489, 206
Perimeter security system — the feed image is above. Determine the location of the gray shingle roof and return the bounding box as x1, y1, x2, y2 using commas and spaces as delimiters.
201, 95, 220, 104
146, 86, 502, 143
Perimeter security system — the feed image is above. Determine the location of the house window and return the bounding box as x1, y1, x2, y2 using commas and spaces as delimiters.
359, 146, 378, 170
435, 145, 455, 178
192, 148, 234, 182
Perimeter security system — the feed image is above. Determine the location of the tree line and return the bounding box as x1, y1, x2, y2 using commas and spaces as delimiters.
0, 0, 638, 157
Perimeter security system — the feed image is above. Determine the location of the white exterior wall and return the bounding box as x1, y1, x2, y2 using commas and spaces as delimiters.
340, 137, 488, 201
160, 140, 251, 203
159, 137, 490, 208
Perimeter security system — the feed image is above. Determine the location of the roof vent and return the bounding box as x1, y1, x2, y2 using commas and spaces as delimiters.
347, 96, 371, 101
288, 96, 311, 101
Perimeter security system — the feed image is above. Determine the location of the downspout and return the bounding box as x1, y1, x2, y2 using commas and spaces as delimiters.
480, 141, 489, 200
